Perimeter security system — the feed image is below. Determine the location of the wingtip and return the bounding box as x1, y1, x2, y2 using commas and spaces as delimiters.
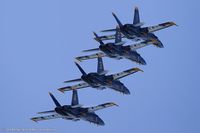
74, 58, 81, 64
111, 102, 119, 107
57, 88, 65, 93
93, 32, 98, 38
167, 21, 178, 26
112, 12, 115, 16
171, 22, 178, 26
30, 118, 38, 123
134, 68, 144, 72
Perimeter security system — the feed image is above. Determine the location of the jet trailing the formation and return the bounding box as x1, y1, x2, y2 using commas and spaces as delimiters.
76, 26, 157, 65
31, 90, 117, 126
96, 7, 177, 48
58, 57, 143, 94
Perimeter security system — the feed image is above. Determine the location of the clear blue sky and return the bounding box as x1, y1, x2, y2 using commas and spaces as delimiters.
0, 0, 200, 133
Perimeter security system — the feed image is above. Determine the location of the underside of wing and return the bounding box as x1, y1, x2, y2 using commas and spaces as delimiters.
87, 102, 118, 112
147, 22, 177, 33
112, 68, 143, 80
94, 34, 125, 41
130, 40, 156, 50
30, 114, 62, 122
75, 52, 106, 62
58, 82, 89, 93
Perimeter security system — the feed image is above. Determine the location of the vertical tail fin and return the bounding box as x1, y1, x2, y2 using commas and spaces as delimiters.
97, 57, 104, 74
75, 62, 87, 75
112, 12, 123, 27
133, 7, 140, 25
49, 92, 61, 107
93, 32, 104, 45
71, 90, 79, 106
115, 26, 122, 43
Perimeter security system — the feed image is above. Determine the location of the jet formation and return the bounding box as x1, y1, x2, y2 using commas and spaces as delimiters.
75, 7, 176, 64
31, 6, 176, 126
76, 27, 155, 65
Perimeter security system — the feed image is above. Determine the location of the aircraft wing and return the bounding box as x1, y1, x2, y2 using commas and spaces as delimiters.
130, 40, 157, 50
147, 22, 176, 33
31, 114, 63, 122
87, 102, 118, 112
58, 82, 89, 93
111, 68, 143, 80
94, 34, 125, 41
75, 52, 106, 62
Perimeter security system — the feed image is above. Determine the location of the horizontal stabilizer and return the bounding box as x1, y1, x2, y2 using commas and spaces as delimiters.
58, 82, 89, 93
75, 52, 106, 62
94, 34, 115, 41
63, 78, 82, 83
37, 110, 55, 114
82, 48, 100, 52
101, 28, 116, 32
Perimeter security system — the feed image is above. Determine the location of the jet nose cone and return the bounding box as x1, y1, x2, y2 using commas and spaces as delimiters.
111, 81, 131, 95
119, 85, 131, 95
98, 119, 105, 126
123, 87, 130, 95
157, 42, 164, 48
138, 56, 147, 65
154, 40, 164, 48
129, 51, 147, 65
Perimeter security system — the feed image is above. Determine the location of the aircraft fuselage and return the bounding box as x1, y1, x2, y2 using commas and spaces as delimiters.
54, 105, 105, 125
99, 43, 146, 64
120, 24, 163, 47
81, 73, 130, 94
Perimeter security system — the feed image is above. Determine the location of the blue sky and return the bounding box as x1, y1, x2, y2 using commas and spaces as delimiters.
0, 0, 200, 133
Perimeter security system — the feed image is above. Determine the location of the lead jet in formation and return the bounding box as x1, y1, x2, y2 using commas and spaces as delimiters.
58, 57, 143, 94
75, 26, 156, 65
31, 90, 117, 125
96, 7, 177, 48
